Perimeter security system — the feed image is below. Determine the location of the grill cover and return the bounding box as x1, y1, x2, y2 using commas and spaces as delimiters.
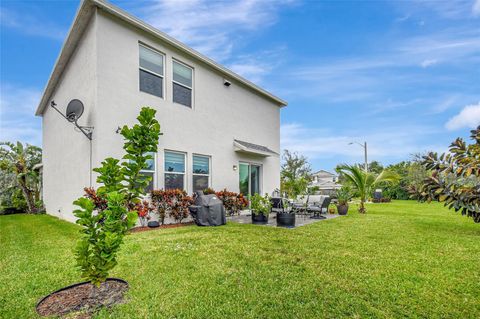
189, 193, 226, 226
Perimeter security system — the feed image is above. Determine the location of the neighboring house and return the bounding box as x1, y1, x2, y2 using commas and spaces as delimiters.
309, 170, 341, 195
35, 0, 287, 222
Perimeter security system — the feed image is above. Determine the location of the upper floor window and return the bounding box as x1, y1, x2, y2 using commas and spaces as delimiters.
192, 155, 210, 192
172, 60, 193, 107
164, 151, 186, 190
139, 44, 164, 98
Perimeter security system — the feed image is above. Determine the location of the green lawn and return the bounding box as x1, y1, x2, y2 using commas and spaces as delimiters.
1, 201, 479, 318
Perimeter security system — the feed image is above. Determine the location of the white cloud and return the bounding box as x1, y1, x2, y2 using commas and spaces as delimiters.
136, 0, 295, 62
281, 122, 443, 165
279, 27, 480, 104
398, 0, 476, 20
420, 59, 438, 68
0, 83, 42, 146
473, 0, 480, 16
0, 7, 65, 40
445, 102, 480, 130
227, 47, 286, 85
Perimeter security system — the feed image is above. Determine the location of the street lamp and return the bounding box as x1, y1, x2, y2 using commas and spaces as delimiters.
349, 141, 368, 172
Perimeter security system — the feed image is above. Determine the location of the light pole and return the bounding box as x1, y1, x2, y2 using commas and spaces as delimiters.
349, 141, 368, 172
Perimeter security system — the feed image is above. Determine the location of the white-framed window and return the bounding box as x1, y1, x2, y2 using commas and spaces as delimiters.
132, 152, 156, 194
139, 44, 164, 98
192, 154, 210, 192
164, 151, 186, 190
172, 60, 193, 108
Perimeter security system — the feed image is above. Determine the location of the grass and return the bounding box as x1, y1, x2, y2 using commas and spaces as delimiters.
0, 200, 479, 318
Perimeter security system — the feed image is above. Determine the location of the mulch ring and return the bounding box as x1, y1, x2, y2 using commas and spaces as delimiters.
36, 278, 128, 318
129, 222, 194, 233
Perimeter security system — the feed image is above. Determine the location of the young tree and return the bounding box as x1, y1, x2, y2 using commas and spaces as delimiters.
0, 142, 42, 213
280, 150, 312, 199
336, 164, 399, 213
74, 107, 161, 285
416, 126, 480, 223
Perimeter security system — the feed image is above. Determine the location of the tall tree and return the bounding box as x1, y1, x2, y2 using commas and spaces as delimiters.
0, 142, 42, 213
336, 164, 399, 213
280, 150, 312, 199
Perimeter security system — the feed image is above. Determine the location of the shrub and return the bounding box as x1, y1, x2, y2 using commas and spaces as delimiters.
135, 200, 153, 227
215, 189, 248, 216
151, 189, 194, 224
250, 193, 271, 217
202, 187, 216, 195
415, 126, 480, 223
73, 107, 161, 286
199, 188, 248, 216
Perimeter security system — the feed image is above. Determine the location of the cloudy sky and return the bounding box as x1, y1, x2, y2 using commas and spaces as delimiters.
1, 0, 479, 171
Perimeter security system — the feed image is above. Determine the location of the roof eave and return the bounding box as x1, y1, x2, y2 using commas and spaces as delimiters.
35, 0, 287, 116
233, 141, 278, 157
35, 0, 96, 116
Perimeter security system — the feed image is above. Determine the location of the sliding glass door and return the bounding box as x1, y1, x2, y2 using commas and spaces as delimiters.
239, 162, 261, 196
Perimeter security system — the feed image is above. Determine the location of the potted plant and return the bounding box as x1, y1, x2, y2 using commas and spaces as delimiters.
250, 193, 271, 225
272, 198, 295, 228
335, 186, 352, 215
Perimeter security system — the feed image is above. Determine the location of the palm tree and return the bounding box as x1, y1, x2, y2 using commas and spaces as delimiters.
0, 142, 42, 213
336, 164, 399, 213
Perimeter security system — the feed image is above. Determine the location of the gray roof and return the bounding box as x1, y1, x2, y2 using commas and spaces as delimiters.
313, 170, 336, 177
234, 139, 278, 156
35, 0, 287, 116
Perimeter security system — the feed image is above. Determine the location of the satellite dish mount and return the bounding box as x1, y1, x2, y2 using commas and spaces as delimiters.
50, 99, 93, 140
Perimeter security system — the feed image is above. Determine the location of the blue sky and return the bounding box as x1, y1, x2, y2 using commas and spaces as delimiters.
1, 0, 479, 172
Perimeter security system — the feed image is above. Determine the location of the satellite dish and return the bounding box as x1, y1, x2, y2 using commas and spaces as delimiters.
65, 99, 84, 122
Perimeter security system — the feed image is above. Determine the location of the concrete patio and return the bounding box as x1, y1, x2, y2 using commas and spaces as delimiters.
227, 212, 340, 227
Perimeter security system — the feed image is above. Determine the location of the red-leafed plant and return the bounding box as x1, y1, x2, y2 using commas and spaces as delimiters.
134, 200, 152, 227
202, 187, 216, 195
83, 187, 108, 211
203, 188, 248, 216
151, 189, 194, 224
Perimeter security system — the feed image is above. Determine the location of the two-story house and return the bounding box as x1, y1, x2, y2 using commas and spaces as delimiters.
36, 0, 287, 222
309, 170, 341, 195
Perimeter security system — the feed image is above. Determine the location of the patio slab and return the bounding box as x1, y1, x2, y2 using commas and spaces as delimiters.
227, 212, 340, 228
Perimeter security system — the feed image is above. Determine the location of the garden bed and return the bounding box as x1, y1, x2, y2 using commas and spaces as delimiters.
129, 222, 194, 233
36, 278, 128, 318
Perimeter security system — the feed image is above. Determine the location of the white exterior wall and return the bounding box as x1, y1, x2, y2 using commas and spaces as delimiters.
42, 13, 97, 222
42, 9, 281, 222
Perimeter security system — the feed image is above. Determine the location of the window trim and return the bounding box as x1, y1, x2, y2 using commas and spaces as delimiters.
192, 154, 211, 192
172, 58, 194, 108
164, 150, 187, 191
139, 43, 166, 99
239, 161, 263, 196
138, 152, 157, 196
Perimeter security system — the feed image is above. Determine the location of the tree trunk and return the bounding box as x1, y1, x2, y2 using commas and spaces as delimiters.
18, 177, 37, 214
359, 197, 366, 214
19, 184, 37, 213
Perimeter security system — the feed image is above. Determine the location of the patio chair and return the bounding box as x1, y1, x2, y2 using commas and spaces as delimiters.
291, 195, 309, 214
308, 197, 331, 219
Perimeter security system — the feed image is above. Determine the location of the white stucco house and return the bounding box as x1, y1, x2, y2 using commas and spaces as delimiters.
308, 170, 341, 195
36, 0, 287, 222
